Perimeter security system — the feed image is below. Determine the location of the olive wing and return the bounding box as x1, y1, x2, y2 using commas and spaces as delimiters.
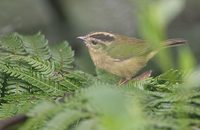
106, 41, 152, 60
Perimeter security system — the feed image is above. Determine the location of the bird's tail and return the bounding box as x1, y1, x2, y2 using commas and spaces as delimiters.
165, 38, 187, 47
147, 38, 187, 60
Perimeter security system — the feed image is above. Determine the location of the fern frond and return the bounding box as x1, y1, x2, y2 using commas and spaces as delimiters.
0, 73, 5, 97
5, 78, 31, 95
19, 32, 52, 60
125, 78, 153, 90
2, 32, 200, 130
19, 102, 57, 130
0, 94, 47, 118
58, 71, 94, 91
0, 33, 27, 55
73, 119, 99, 130
51, 41, 74, 73
23, 102, 61, 130
42, 109, 86, 130
0, 103, 24, 118
20, 101, 89, 130
0, 64, 64, 96
156, 69, 183, 84
96, 68, 120, 84
9, 55, 55, 77
4, 77, 41, 95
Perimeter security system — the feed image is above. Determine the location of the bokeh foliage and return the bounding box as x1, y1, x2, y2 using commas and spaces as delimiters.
134, 0, 196, 72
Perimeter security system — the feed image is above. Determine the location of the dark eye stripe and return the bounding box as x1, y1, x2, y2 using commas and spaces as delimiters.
90, 34, 115, 42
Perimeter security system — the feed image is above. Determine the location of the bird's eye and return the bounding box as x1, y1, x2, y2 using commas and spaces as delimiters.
91, 40, 98, 45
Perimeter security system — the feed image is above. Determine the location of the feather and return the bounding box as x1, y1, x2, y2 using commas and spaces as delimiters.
165, 39, 187, 46
104, 34, 151, 60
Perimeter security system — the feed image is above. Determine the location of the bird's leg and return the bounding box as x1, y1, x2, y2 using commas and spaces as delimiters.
118, 78, 131, 85
134, 70, 152, 80
120, 70, 152, 85
118, 70, 152, 85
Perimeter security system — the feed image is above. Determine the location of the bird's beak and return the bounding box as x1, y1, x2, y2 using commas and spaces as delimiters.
77, 36, 86, 41
77, 36, 90, 47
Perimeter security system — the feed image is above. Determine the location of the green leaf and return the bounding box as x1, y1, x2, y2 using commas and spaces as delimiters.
20, 102, 60, 130
42, 109, 84, 130
178, 46, 196, 73
156, 69, 183, 83
5, 78, 33, 95
96, 68, 120, 84
20, 32, 52, 60
51, 41, 74, 73
135, 0, 186, 71
0, 33, 27, 55
0, 73, 5, 97
0, 64, 64, 96
10, 55, 55, 77
74, 119, 99, 130
54, 72, 85, 92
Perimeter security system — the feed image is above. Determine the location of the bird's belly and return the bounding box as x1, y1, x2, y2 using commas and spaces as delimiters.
92, 54, 146, 78
106, 58, 146, 78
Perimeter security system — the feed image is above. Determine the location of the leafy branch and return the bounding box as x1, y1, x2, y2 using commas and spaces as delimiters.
0, 32, 199, 130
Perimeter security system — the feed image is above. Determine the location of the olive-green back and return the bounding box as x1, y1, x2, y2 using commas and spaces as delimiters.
105, 36, 152, 60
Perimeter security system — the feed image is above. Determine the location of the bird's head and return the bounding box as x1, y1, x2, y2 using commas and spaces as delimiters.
78, 32, 116, 52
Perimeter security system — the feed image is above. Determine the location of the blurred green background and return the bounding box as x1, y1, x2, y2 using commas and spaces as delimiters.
0, 0, 199, 74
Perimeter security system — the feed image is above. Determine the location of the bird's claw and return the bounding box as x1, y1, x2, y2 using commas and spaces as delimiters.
118, 70, 152, 85
134, 70, 152, 80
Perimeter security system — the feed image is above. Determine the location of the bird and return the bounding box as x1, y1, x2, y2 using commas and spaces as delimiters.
78, 32, 186, 84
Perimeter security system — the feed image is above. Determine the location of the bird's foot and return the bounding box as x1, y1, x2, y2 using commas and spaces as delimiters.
134, 70, 152, 80
118, 70, 152, 85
